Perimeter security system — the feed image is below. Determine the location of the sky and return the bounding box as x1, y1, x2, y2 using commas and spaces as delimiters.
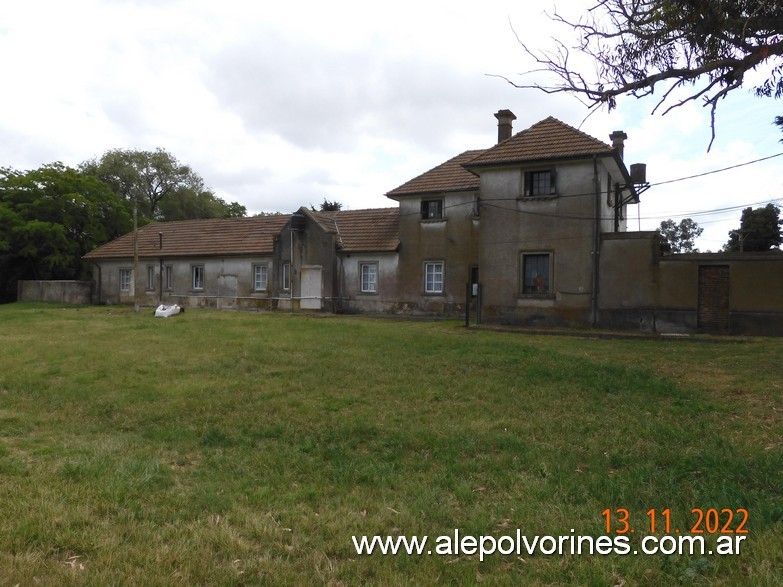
2, 0, 782, 251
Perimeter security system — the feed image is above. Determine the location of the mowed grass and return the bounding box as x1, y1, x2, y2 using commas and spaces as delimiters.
0, 303, 780, 586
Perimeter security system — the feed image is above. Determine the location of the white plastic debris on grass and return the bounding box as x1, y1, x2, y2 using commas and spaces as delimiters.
154, 304, 182, 318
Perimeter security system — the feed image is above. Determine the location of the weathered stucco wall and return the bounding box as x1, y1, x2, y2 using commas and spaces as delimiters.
17, 280, 93, 305
91, 256, 275, 309
478, 159, 618, 326
394, 191, 479, 315
340, 252, 401, 313
599, 232, 783, 335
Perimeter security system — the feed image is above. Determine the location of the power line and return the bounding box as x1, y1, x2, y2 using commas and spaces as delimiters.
649, 152, 783, 187
394, 152, 783, 221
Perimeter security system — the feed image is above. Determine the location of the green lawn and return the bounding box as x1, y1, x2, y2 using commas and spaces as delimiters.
0, 303, 780, 585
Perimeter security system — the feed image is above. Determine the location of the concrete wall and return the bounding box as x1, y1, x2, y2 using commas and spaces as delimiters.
91, 256, 275, 309
340, 252, 403, 313
17, 280, 93, 305
599, 231, 783, 335
393, 191, 480, 315
275, 216, 339, 311
478, 159, 619, 326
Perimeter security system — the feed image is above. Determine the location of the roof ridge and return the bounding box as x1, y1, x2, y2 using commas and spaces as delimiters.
527, 116, 609, 147
465, 116, 614, 168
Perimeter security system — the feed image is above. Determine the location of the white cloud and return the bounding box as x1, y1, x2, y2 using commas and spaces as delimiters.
1, 0, 781, 246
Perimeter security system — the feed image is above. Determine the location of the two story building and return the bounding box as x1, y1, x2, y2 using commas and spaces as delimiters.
84, 109, 783, 334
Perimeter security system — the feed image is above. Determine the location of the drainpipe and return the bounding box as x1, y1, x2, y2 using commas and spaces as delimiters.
591, 155, 601, 326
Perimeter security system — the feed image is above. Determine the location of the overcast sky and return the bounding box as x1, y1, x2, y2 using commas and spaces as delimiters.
2, 0, 782, 250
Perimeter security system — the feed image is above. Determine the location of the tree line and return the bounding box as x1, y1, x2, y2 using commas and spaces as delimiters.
0, 149, 246, 302
658, 205, 783, 253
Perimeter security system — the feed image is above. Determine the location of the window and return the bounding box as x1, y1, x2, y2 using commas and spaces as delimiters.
420, 199, 444, 220
192, 265, 205, 290
281, 262, 291, 291
253, 264, 268, 291
164, 265, 173, 290
524, 170, 557, 197
119, 268, 131, 292
360, 263, 378, 293
521, 253, 551, 294
424, 262, 444, 294
146, 266, 155, 291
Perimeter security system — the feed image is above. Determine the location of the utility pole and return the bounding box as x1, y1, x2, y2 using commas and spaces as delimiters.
738, 230, 751, 253
159, 232, 164, 305
133, 195, 139, 313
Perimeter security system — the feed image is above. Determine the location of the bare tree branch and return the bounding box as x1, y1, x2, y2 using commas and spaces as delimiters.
506, 0, 783, 149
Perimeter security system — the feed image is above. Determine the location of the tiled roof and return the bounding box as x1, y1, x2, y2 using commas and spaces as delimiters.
83, 208, 400, 260
83, 215, 290, 260
385, 150, 483, 197
307, 207, 399, 252
466, 117, 614, 167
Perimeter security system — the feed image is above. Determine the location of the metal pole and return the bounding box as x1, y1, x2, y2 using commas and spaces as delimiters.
132, 197, 139, 313
465, 283, 470, 328
158, 232, 164, 304
477, 284, 482, 324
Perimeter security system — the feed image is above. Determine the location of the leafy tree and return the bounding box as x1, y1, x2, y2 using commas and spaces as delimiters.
657, 218, 703, 253
254, 211, 287, 217
80, 148, 245, 222
511, 0, 783, 147
158, 189, 247, 221
312, 199, 343, 212
0, 164, 131, 302
724, 203, 783, 252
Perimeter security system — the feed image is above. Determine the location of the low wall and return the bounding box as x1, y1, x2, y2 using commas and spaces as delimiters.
599, 232, 783, 336
17, 280, 93, 305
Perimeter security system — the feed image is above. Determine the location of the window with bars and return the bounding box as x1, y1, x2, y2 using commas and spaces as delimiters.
420, 199, 444, 220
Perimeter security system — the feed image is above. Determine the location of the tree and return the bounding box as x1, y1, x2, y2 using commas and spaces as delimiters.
511, 0, 783, 148
724, 203, 783, 252
80, 148, 246, 222
657, 218, 703, 253
312, 199, 343, 212
157, 189, 247, 221
0, 164, 132, 302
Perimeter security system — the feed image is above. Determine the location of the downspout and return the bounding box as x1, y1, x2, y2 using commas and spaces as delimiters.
591, 155, 601, 326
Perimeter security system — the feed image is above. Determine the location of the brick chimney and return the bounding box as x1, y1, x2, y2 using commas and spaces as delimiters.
609, 130, 628, 159
495, 109, 516, 143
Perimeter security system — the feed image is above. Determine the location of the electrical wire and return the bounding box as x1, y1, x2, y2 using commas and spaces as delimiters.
393, 151, 783, 223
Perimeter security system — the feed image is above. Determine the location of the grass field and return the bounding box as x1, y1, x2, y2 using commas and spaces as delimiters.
0, 303, 781, 585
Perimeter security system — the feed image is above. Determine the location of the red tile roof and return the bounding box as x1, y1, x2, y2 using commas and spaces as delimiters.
83, 208, 401, 260
385, 118, 615, 198
83, 215, 290, 260
307, 207, 399, 252
466, 117, 614, 167
385, 150, 483, 197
